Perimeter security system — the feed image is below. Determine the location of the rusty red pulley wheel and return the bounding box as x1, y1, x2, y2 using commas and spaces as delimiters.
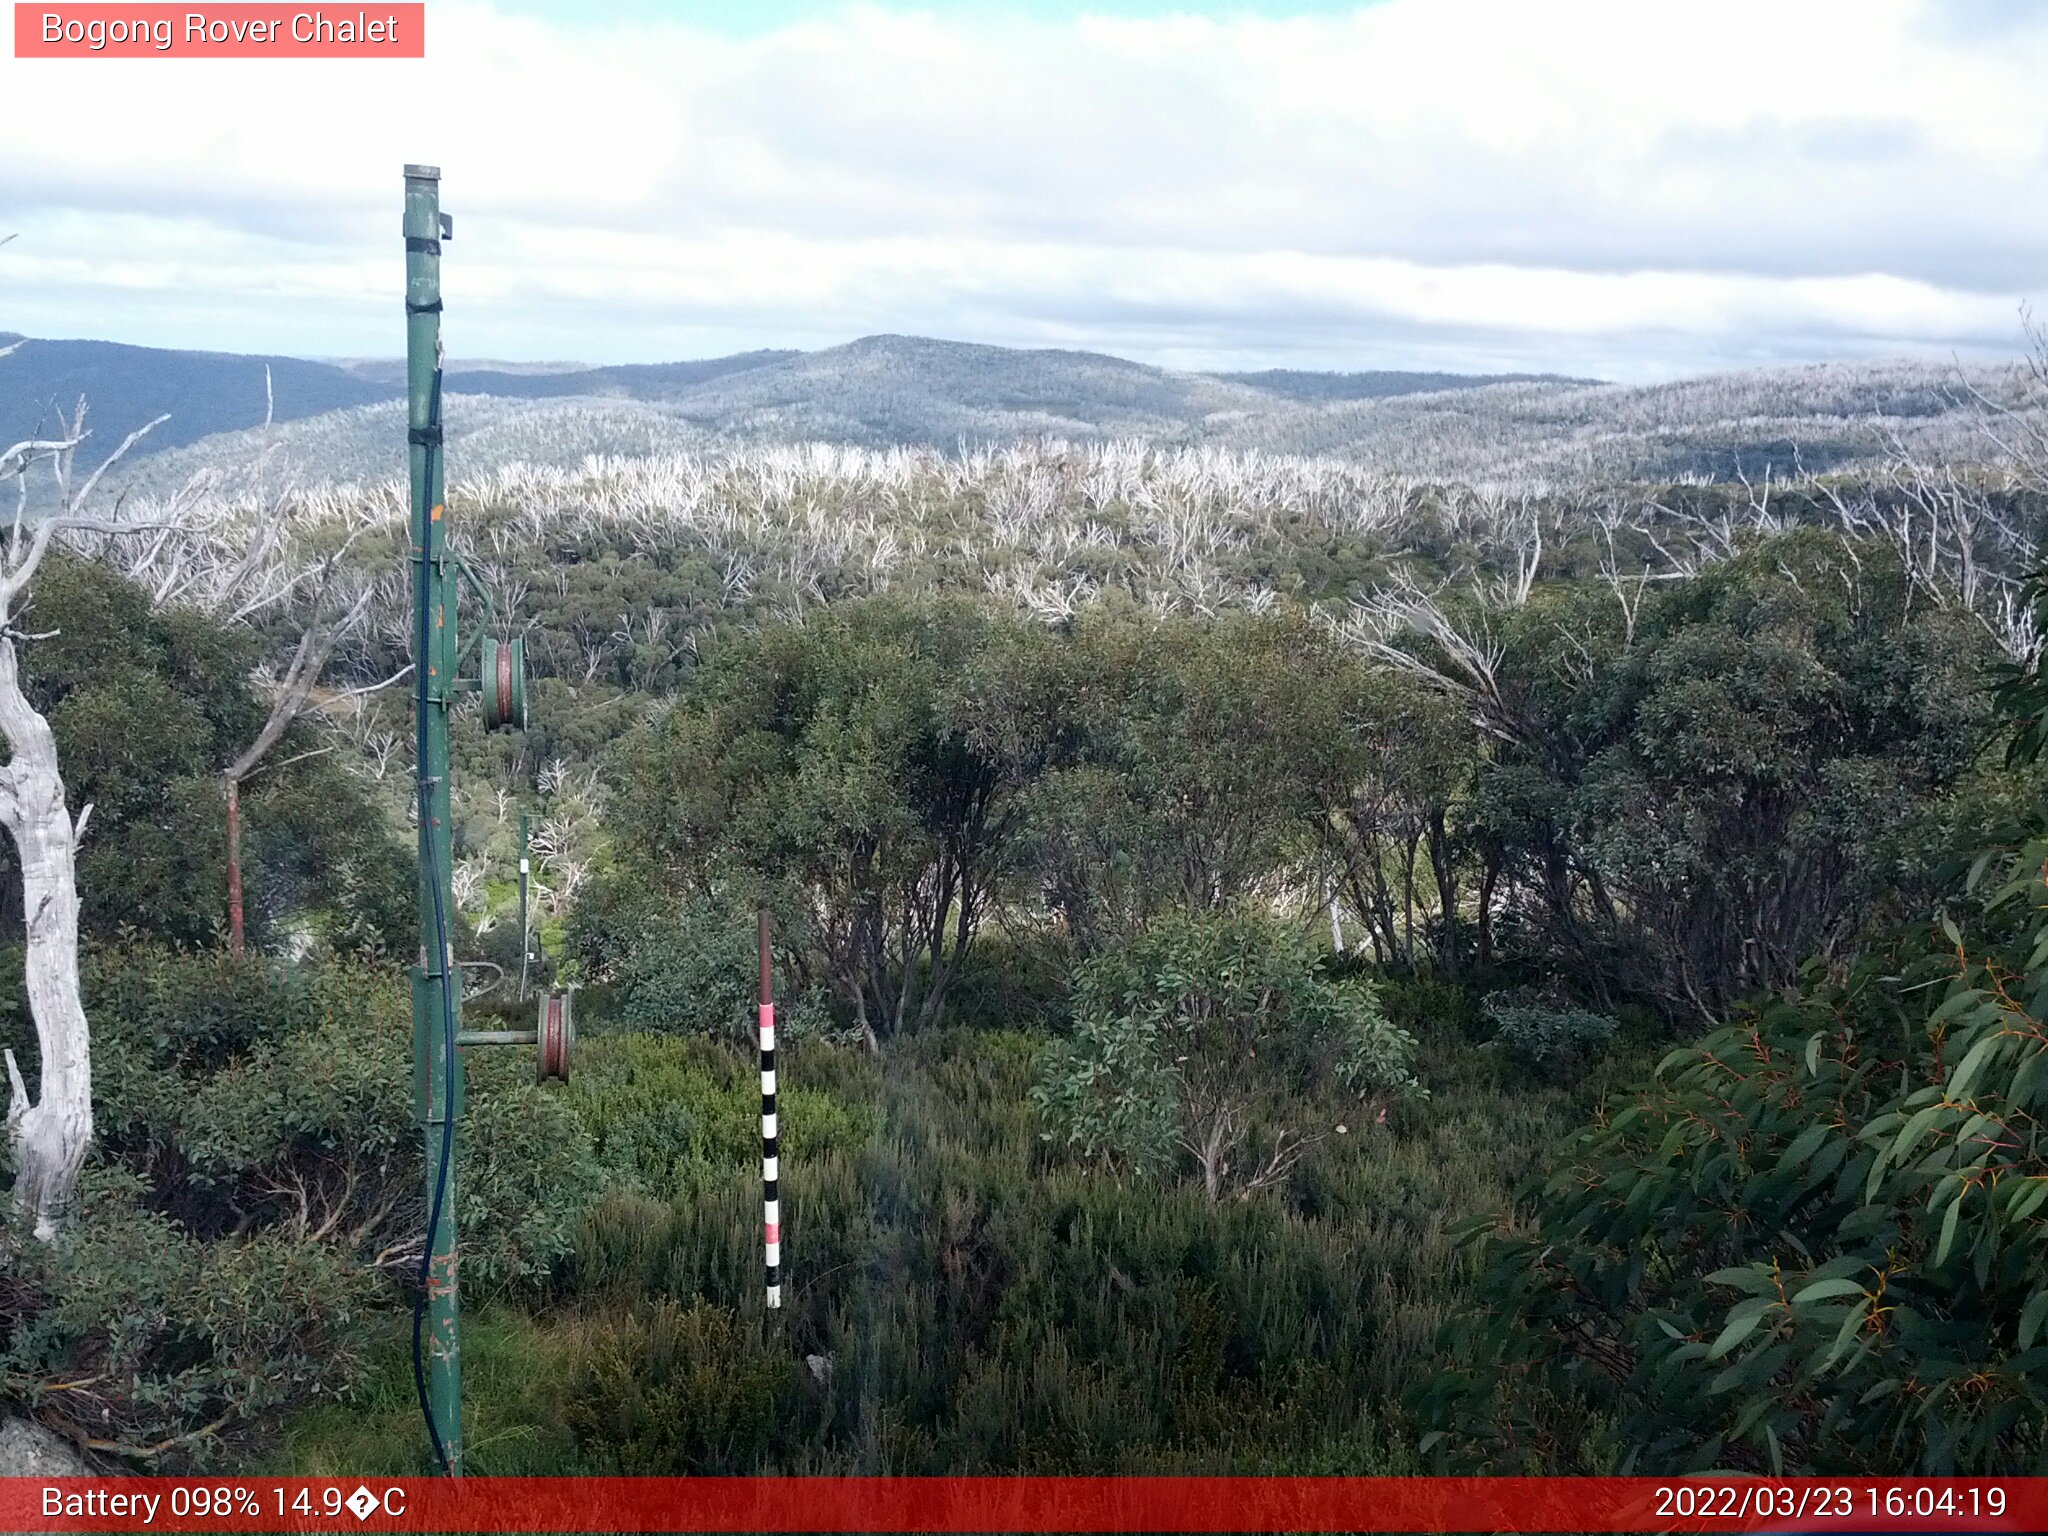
537, 990, 573, 1082
480, 635, 527, 732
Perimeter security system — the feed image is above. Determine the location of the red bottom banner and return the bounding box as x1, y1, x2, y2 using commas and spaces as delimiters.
3, 1476, 2039, 1534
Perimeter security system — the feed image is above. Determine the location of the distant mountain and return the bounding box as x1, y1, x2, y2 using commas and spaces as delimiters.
0, 336, 807, 468
8, 331, 1575, 472
1200, 360, 2004, 483
0, 334, 391, 459
631, 334, 1285, 446
9, 329, 2014, 496
335, 351, 805, 397
1214, 367, 1599, 402
116, 396, 718, 497
444, 351, 803, 401
329, 356, 597, 386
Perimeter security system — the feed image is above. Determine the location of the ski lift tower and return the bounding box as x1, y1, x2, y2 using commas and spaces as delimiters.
404, 163, 565, 1476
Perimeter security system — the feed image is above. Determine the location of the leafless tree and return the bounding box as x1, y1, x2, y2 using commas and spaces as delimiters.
219, 581, 381, 957
1336, 572, 1518, 741
349, 728, 404, 784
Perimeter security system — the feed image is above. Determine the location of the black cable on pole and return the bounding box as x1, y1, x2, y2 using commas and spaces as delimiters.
410, 359, 459, 1477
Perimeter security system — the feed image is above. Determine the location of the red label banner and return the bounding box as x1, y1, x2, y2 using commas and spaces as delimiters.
0, 1476, 2039, 1533
13, 4, 425, 58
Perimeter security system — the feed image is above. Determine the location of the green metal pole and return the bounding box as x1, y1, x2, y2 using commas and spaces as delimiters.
405, 162, 463, 1475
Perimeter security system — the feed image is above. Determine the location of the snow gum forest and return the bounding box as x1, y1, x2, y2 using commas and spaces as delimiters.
6, 333, 2048, 1478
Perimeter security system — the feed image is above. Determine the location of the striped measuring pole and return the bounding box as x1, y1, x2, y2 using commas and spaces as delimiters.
757, 910, 781, 1310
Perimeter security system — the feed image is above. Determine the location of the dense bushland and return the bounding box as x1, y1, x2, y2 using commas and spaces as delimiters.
587, 539, 2004, 1046
1440, 531, 2002, 1018
3, 948, 596, 1461
7, 406, 2048, 1477
0, 554, 409, 954
273, 994, 1617, 1476
1411, 581, 2048, 1477
1032, 908, 1423, 1199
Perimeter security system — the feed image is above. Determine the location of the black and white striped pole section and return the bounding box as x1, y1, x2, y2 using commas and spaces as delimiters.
758, 909, 781, 1310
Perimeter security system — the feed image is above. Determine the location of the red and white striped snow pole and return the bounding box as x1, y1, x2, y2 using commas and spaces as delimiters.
758, 909, 781, 1310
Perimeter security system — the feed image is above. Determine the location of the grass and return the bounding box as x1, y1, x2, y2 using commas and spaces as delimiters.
260, 1307, 588, 1477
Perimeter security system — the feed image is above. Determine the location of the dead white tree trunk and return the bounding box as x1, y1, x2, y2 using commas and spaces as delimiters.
0, 407, 174, 1238
0, 627, 91, 1241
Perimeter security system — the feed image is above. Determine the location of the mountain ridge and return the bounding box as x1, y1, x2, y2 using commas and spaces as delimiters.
1, 330, 1591, 467
7, 330, 2021, 494
0, 332, 391, 457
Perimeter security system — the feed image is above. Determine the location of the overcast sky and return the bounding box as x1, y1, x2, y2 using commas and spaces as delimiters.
3, 0, 2045, 379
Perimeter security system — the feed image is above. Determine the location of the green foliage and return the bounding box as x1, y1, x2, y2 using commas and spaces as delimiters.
1032, 908, 1422, 1198
1020, 609, 1366, 945
610, 599, 1399, 1040
1993, 561, 2048, 772
1314, 667, 1476, 973
1481, 990, 1620, 1069
240, 773, 413, 961
5, 553, 410, 953
2, 948, 604, 1464
1407, 546, 2048, 1475
566, 881, 830, 1041
566, 1032, 880, 1200
20, 464, 2036, 1478
537, 1020, 1560, 1475
1473, 532, 2000, 1018
91, 946, 603, 1288
256, 928, 1624, 1478
1422, 854, 2048, 1474
596, 546, 2001, 1044
614, 595, 1058, 1043
259, 1306, 590, 1476
936, 927, 1076, 1034
3, 1165, 375, 1466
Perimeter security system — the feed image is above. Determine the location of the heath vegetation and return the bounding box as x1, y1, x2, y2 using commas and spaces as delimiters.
5, 339, 2048, 1475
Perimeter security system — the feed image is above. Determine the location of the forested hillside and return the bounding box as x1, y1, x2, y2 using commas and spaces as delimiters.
0, 334, 391, 456
109, 352, 2025, 504
5, 331, 1572, 493
20, 327, 2029, 506
5, 346, 2048, 1479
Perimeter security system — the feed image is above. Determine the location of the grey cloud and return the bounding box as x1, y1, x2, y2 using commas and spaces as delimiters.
6, 1, 2045, 379
437, 266, 2029, 381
